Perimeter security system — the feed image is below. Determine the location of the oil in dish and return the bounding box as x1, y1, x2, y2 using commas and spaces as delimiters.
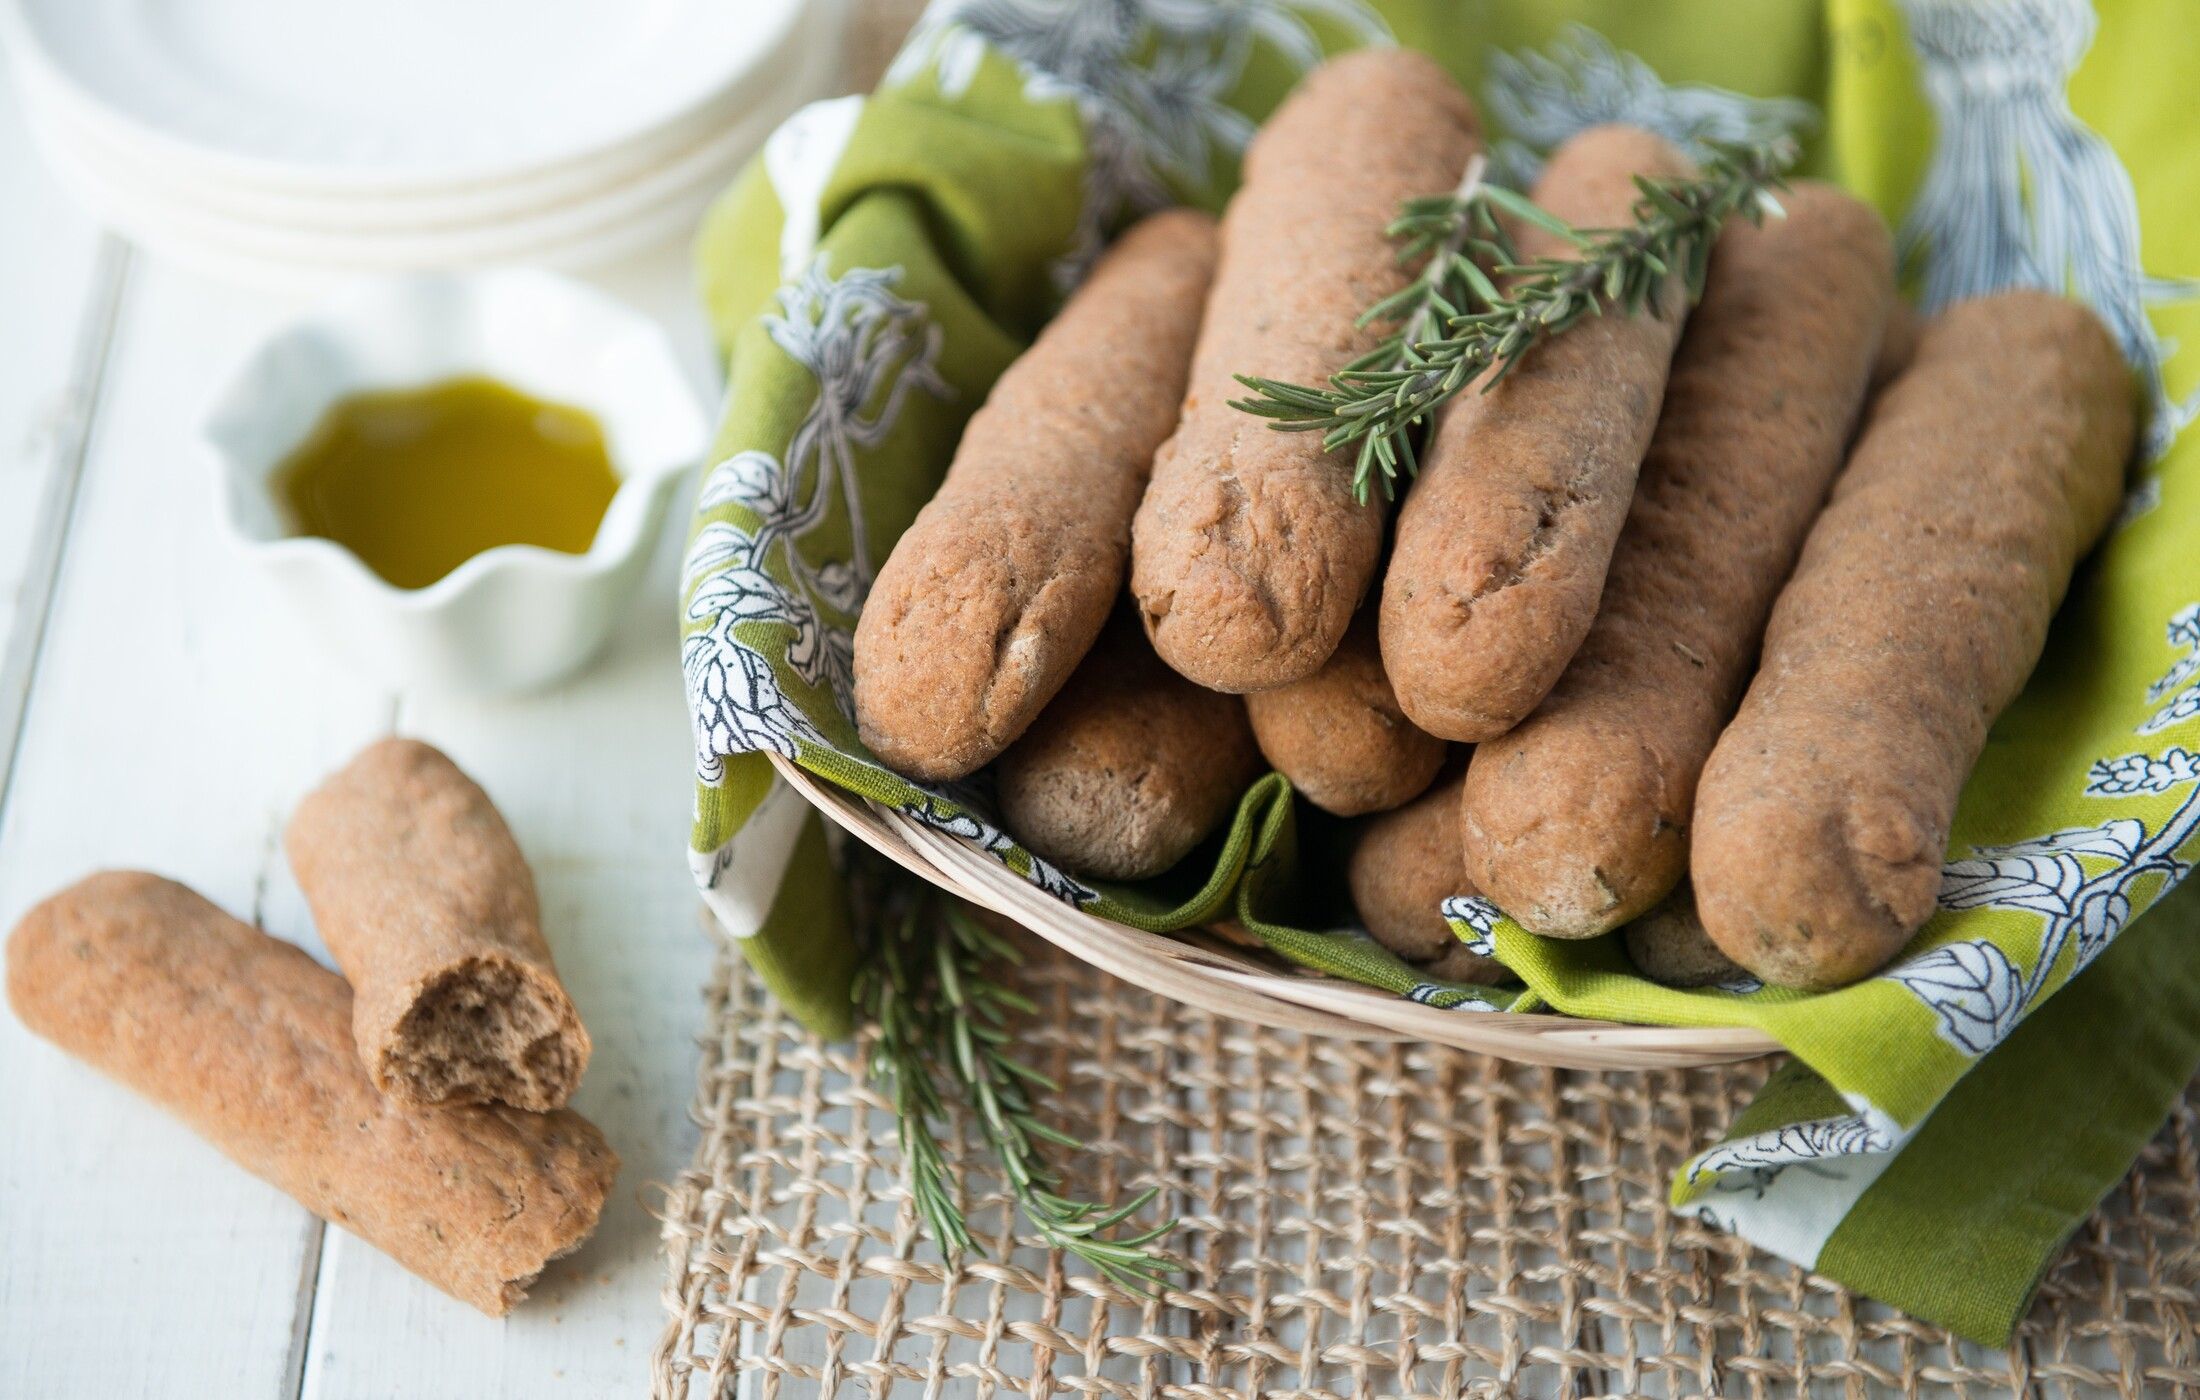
272, 375, 619, 590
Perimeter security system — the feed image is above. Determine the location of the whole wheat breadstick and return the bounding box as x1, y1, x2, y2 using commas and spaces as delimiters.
6, 872, 618, 1316
1693, 290, 2135, 990
1130, 49, 1481, 693
286, 738, 589, 1111
1244, 610, 1444, 816
1381, 125, 1696, 742
1346, 768, 1508, 985
1623, 882, 1748, 988
1460, 184, 1895, 936
997, 617, 1262, 881
1870, 297, 1920, 393
855, 210, 1220, 781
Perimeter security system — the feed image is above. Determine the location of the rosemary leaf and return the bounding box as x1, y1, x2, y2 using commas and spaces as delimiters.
1228, 133, 1801, 503
851, 866, 1180, 1297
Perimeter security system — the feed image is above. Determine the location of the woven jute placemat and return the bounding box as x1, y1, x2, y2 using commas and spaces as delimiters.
651, 927, 2200, 1398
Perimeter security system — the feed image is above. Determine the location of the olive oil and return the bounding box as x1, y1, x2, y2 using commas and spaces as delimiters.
272, 375, 620, 590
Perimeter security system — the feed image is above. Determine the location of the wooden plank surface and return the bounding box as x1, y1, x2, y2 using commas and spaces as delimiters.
0, 100, 723, 1393
0, 261, 351, 1398
0, 58, 118, 793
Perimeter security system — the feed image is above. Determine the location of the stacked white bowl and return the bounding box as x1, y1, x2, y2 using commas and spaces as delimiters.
3, 0, 841, 284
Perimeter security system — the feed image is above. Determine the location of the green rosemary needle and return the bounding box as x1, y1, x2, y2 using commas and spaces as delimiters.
852, 873, 1179, 1296
1230, 134, 1801, 503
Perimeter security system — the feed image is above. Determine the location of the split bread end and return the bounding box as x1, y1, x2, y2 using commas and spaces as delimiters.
287, 738, 591, 1111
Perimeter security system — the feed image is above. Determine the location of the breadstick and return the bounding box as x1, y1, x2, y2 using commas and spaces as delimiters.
1623, 882, 1748, 988
1693, 290, 2135, 990
1460, 183, 1895, 936
1130, 49, 1481, 693
1244, 610, 1444, 816
855, 210, 1220, 781
1382, 125, 1696, 741
1870, 296, 1920, 393
997, 617, 1262, 881
6, 873, 617, 1316
286, 738, 589, 1111
1346, 768, 1507, 985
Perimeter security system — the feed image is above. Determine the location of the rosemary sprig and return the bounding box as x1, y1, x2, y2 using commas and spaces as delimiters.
853, 879, 1178, 1295
1230, 135, 1801, 503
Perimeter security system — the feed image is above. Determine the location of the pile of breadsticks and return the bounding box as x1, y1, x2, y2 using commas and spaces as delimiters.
851, 50, 2137, 995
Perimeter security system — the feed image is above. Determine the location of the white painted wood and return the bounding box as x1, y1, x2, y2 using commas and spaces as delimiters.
0, 138, 723, 1390
0, 261, 354, 1398
0, 58, 114, 781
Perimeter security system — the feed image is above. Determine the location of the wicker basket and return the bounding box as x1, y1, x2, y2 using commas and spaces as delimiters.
770, 753, 1780, 1070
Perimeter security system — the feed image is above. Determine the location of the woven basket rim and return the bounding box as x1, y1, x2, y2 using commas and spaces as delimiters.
771, 753, 1780, 1069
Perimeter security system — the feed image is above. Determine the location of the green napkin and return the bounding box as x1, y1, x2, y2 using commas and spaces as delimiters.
682, 0, 2200, 1346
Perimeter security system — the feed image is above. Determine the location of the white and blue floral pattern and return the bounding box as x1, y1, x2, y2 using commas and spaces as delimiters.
684, 258, 951, 785
1440, 894, 1501, 957
1881, 602, 2200, 1057
1686, 1109, 1897, 1185
887, 0, 1388, 287
1483, 25, 1814, 186
683, 257, 1104, 910
1897, 0, 2199, 462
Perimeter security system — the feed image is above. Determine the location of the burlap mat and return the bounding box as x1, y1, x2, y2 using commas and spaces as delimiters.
651, 926, 2200, 1398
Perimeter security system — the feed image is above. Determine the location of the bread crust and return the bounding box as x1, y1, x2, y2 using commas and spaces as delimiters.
1381, 125, 1696, 742
1460, 184, 1894, 936
6, 872, 618, 1316
1692, 290, 2135, 989
1244, 610, 1444, 816
997, 618, 1262, 881
1345, 768, 1507, 984
1622, 882, 1747, 988
855, 210, 1220, 780
1130, 49, 1481, 693
1871, 296, 1920, 393
286, 738, 590, 1111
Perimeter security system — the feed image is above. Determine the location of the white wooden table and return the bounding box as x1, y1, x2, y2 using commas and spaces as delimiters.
0, 58, 723, 1396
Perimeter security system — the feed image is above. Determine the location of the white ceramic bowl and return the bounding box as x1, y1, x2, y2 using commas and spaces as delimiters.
206, 270, 709, 694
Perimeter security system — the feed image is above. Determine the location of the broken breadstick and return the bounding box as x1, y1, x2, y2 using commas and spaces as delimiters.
1460, 183, 1895, 936
855, 209, 1220, 781
1244, 610, 1444, 816
286, 737, 590, 1111
1381, 124, 1697, 742
997, 617, 1262, 881
6, 872, 617, 1316
1692, 290, 2135, 990
1131, 49, 1482, 692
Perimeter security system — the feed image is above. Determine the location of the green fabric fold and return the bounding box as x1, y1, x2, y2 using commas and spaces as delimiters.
1815, 873, 2200, 1344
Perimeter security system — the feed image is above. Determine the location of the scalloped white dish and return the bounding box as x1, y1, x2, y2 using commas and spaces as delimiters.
206, 270, 709, 693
